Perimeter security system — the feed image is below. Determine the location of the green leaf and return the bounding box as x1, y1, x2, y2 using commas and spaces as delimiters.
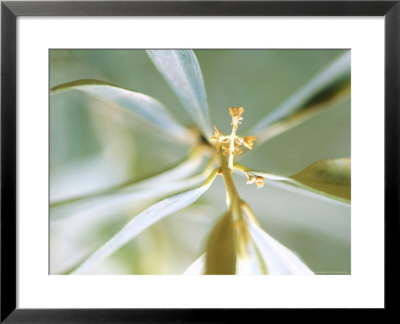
147, 50, 212, 138
72, 169, 218, 274
236, 158, 351, 204
289, 158, 351, 201
246, 220, 314, 275
254, 84, 350, 145
248, 52, 350, 145
205, 211, 236, 275
50, 79, 191, 143
50, 150, 211, 220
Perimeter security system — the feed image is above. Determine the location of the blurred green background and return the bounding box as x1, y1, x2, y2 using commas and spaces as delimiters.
50, 49, 350, 275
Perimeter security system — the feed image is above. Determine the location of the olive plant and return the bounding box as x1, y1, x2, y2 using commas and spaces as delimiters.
50, 50, 350, 275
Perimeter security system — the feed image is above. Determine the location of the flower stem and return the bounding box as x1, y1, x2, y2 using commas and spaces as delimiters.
219, 153, 241, 219
228, 123, 238, 169
240, 200, 260, 226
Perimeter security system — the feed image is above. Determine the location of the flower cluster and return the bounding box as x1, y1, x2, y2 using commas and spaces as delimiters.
229, 106, 244, 125
209, 107, 257, 170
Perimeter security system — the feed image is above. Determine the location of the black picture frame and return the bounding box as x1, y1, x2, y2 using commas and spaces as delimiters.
1, 0, 398, 322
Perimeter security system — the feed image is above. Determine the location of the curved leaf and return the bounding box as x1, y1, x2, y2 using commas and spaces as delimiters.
247, 221, 314, 275
248, 52, 351, 145
254, 86, 350, 145
50, 151, 212, 220
290, 158, 351, 201
263, 180, 350, 207
72, 169, 218, 274
147, 50, 212, 137
205, 211, 236, 275
50, 79, 191, 143
184, 218, 314, 275
235, 158, 351, 204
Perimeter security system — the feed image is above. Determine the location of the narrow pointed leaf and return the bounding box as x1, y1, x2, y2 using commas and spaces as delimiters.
205, 211, 236, 275
289, 158, 351, 201
255, 86, 350, 145
184, 205, 313, 275
50, 79, 191, 143
247, 221, 314, 275
248, 52, 350, 145
50, 151, 208, 220
263, 180, 350, 207
239, 158, 351, 204
147, 50, 212, 137
51, 173, 209, 222
72, 169, 218, 274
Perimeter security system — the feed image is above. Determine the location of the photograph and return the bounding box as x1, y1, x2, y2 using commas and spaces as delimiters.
49, 49, 351, 275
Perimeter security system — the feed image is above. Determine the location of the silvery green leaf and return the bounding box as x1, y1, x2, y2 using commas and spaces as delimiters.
242, 158, 351, 205
51, 176, 205, 222
247, 221, 314, 275
265, 180, 350, 207
72, 169, 218, 274
125, 147, 208, 190
248, 52, 350, 144
50, 151, 210, 221
184, 229, 309, 275
50, 79, 191, 143
147, 50, 212, 137
253, 89, 350, 145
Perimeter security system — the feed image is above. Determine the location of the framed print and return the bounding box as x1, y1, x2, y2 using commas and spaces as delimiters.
1, 0, 399, 322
